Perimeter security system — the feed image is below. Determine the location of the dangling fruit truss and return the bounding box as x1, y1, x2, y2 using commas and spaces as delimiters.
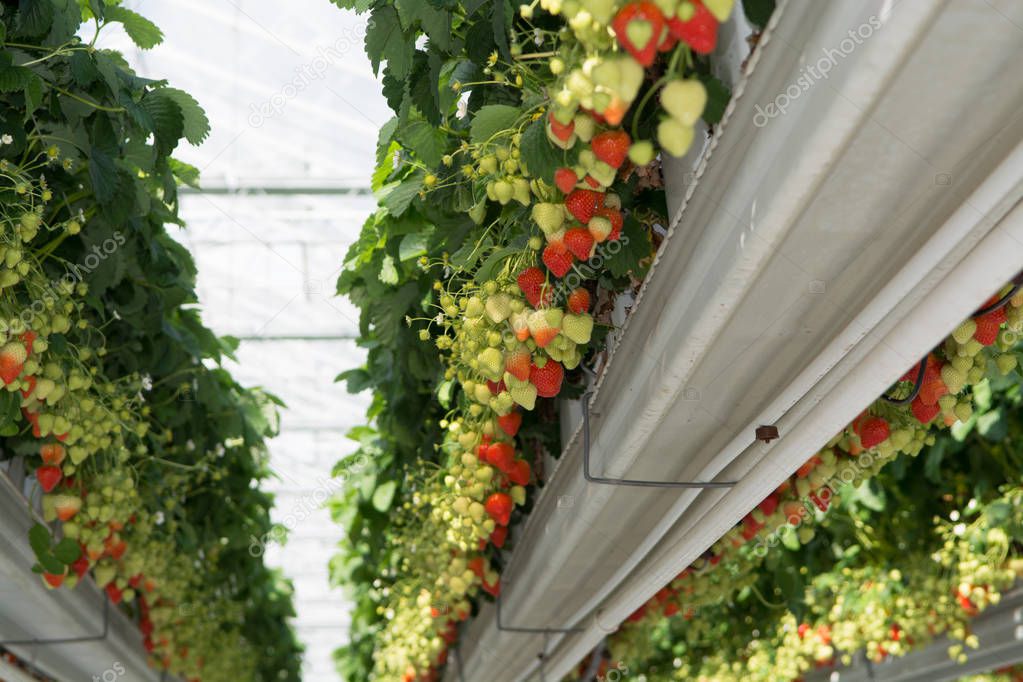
332, 0, 738, 679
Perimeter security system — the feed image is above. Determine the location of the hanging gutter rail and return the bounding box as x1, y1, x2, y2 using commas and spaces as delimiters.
0, 598, 109, 647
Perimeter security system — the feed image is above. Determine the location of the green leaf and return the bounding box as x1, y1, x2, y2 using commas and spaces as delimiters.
605, 217, 652, 278
53, 538, 81, 564
742, 0, 776, 28
28, 524, 52, 559
15, 0, 54, 38
329, 0, 374, 11
381, 173, 424, 217
141, 89, 184, 155
0, 64, 35, 93
365, 6, 413, 80
470, 104, 521, 145
397, 119, 446, 168
104, 6, 163, 48
519, 117, 562, 182
698, 73, 731, 125
372, 480, 397, 512
87, 146, 119, 203
399, 232, 430, 262
157, 87, 210, 145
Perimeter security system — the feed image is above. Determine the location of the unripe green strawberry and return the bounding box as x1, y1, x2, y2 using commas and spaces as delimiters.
573, 113, 596, 142
703, 0, 735, 22
479, 347, 504, 381
591, 59, 622, 90
474, 383, 493, 404
938, 393, 958, 414
582, 0, 616, 23
588, 215, 613, 242
493, 390, 514, 414
513, 177, 531, 205
589, 160, 617, 187
952, 319, 977, 344
493, 179, 514, 204
954, 401, 973, 423
563, 346, 582, 370
479, 155, 498, 174
941, 365, 965, 394
967, 366, 984, 383
658, 118, 695, 157
510, 382, 537, 410
466, 296, 485, 319
629, 140, 655, 165
996, 353, 1018, 375
562, 313, 594, 344
951, 355, 973, 373
93, 561, 117, 587
510, 485, 526, 505
532, 202, 565, 235
661, 79, 707, 126
485, 293, 512, 323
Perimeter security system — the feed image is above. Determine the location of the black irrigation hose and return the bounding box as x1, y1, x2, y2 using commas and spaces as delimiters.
881, 355, 929, 405
882, 272, 1023, 405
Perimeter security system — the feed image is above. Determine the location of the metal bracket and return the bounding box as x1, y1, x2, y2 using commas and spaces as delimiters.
495, 587, 582, 635
581, 391, 738, 489
0, 595, 109, 646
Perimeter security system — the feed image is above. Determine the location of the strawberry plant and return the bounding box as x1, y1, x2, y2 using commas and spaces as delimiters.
1, 3, 300, 680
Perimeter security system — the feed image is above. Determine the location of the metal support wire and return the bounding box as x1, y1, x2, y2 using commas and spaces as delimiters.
582, 392, 738, 489
0, 596, 109, 646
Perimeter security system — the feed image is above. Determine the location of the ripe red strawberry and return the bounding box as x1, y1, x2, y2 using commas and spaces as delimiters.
530, 359, 564, 398
486, 379, 506, 395
486, 442, 516, 473
611, 2, 666, 67
72, 555, 90, 579
543, 240, 575, 278
507, 459, 531, 486
105, 582, 123, 604
584, 175, 602, 189
497, 411, 523, 436
565, 189, 601, 223
547, 111, 575, 141
490, 525, 508, 548
21, 330, 36, 354
482, 576, 501, 597
567, 288, 591, 313
467, 556, 486, 578
555, 167, 578, 194
36, 465, 62, 493
667, 0, 718, 54
564, 227, 595, 260
484, 492, 514, 526
40, 443, 65, 465
591, 130, 631, 169
974, 307, 1006, 345
911, 395, 940, 424
596, 206, 624, 241
517, 267, 551, 307
855, 416, 889, 449
0, 342, 26, 384
43, 571, 66, 588
757, 493, 778, 516
505, 348, 532, 382
795, 455, 821, 478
